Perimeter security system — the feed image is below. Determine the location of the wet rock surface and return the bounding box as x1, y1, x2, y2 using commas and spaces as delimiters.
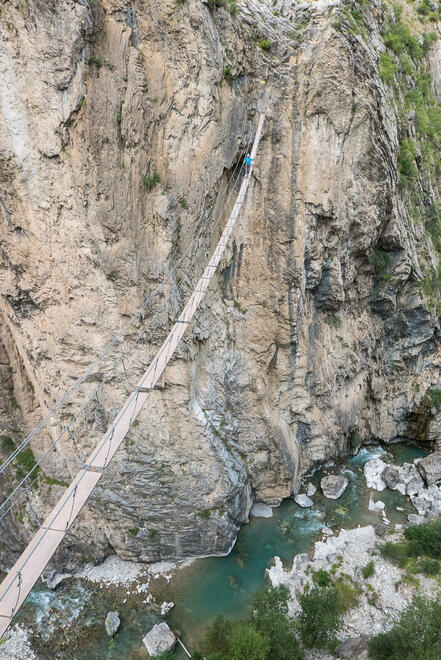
104, 611, 120, 636
294, 493, 314, 508
417, 452, 441, 485
320, 475, 348, 500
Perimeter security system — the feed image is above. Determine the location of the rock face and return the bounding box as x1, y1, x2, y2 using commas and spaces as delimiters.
320, 475, 348, 500
1, 0, 441, 568
143, 622, 176, 657
104, 611, 120, 637
335, 635, 369, 660
417, 452, 441, 485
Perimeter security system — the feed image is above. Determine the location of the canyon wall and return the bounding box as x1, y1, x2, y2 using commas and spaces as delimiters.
1, 0, 441, 568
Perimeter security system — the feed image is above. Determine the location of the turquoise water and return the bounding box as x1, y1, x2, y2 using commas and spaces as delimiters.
15, 443, 427, 658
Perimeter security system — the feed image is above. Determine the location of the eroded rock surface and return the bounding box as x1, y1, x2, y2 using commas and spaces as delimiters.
1, 0, 441, 568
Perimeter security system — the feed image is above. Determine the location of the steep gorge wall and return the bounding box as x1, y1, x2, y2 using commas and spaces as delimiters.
1, 0, 441, 569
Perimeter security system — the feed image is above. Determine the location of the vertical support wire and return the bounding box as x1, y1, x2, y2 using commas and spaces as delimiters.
103, 427, 115, 469
10, 571, 22, 618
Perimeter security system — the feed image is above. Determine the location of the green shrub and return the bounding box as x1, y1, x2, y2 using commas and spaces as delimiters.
397, 139, 418, 187
226, 622, 269, 660
362, 560, 375, 579
0, 435, 15, 452
379, 52, 396, 84
143, 170, 160, 190
419, 557, 440, 576
223, 65, 236, 82
368, 595, 441, 659
379, 541, 409, 568
259, 39, 271, 52
298, 585, 341, 650
427, 387, 441, 410
203, 615, 231, 656
405, 517, 441, 559
313, 569, 331, 587
369, 248, 393, 281
128, 527, 139, 537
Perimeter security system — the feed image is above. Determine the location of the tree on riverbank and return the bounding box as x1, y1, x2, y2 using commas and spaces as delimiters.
368, 595, 441, 659
200, 585, 303, 660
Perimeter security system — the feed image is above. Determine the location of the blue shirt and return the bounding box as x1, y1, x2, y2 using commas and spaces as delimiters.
245, 157, 252, 166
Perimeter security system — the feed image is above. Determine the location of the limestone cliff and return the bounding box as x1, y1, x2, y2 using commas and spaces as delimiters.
1, 0, 441, 568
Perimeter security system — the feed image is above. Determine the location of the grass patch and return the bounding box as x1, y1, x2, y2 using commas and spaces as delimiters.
369, 248, 393, 282
143, 170, 160, 190
427, 387, 441, 411
334, 577, 360, 613
149, 529, 160, 542
419, 557, 440, 576
259, 39, 271, 52
379, 540, 410, 568
362, 560, 375, 579
324, 314, 341, 328
128, 527, 139, 537
197, 509, 211, 520
0, 435, 15, 452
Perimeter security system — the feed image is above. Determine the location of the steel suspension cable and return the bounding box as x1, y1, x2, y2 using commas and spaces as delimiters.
0, 150, 249, 521
0, 147, 249, 477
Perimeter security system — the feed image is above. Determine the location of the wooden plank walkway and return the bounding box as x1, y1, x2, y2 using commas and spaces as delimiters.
0, 113, 265, 636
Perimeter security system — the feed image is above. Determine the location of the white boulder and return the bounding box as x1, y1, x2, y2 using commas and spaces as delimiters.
143, 622, 176, 657
294, 493, 314, 508
306, 482, 317, 497
160, 601, 174, 617
105, 611, 120, 637
250, 502, 273, 518
364, 459, 387, 491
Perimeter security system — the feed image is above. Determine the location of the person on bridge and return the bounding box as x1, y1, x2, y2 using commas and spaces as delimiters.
245, 153, 253, 175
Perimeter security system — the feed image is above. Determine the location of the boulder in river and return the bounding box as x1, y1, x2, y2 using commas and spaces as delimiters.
143, 622, 176, 656
105, 611, 120, 637
364, 459, 387, 491
320, 475, 348, 499
382, 465, 400, 490
160, 601, 174, 617
417, 452, 441, 485
294, 493, 313, 508
306, 482, 317, 497
250, 502, 273, 518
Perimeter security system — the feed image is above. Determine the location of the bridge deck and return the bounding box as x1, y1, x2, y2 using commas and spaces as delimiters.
0, 113, 265, 636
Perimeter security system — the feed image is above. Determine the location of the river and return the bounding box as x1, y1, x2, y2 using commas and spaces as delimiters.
13, 442, 426, 659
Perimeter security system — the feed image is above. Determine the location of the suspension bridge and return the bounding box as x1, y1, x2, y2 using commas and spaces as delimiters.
0, 113, 265, 636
